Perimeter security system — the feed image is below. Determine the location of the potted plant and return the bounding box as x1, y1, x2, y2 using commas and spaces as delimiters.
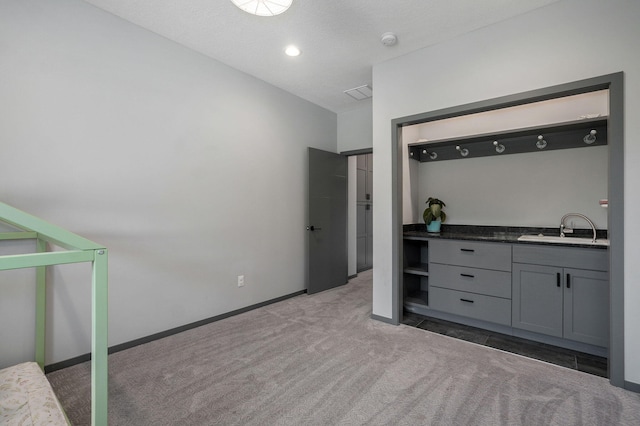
423, 197, 446, 233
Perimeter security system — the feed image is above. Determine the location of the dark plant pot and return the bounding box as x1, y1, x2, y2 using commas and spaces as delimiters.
427, 219, 441, 233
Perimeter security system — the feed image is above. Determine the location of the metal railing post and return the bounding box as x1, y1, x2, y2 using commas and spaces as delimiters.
92, 248, 109, 426
35, 238, 46, 370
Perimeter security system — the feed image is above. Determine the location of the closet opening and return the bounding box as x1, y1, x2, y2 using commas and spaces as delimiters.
390, 73, 625, 388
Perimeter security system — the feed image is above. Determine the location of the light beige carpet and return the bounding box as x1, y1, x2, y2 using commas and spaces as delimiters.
48, 270, 640, 425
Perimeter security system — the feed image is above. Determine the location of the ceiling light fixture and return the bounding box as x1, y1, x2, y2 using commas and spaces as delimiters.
284, 45, 301, 57
230, 0, 293, 16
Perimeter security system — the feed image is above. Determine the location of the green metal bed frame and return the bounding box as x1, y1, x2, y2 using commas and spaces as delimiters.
0, 201, 108, 426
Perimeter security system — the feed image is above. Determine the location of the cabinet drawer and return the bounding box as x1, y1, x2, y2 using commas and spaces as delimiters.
430, 287, 511, 326
513, 245, 608, 271
430, 240, 512, 271
430, 263, 511, 299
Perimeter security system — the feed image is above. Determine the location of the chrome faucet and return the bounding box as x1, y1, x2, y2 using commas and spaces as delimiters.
560, 213, 597, 242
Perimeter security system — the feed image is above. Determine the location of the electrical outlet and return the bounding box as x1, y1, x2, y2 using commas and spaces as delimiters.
237, 275, 245, 287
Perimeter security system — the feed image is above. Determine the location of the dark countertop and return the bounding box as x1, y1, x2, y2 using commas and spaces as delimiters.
403, 224, 608, 249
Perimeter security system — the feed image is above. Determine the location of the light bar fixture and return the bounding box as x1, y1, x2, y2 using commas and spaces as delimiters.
344, 85, 373, 101
230, 0, 293, 16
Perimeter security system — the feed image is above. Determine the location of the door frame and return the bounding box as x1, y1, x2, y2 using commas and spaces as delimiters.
390, 72, 625, 388
341, 149, 373, 278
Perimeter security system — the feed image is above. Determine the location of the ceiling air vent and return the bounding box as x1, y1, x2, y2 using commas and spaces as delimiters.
344, 85, 373, 101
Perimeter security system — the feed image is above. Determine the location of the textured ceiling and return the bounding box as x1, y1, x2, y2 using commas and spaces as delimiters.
82, 0, 560, 113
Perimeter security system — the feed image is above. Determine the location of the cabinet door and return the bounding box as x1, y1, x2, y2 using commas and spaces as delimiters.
512, 263, 563, 337
365, 153, 373, 202
563, 268, 609, 347
365, 204, 373, 268
356, 154, 373, 203
356, 204, 367, 270
356, 167, 367, 202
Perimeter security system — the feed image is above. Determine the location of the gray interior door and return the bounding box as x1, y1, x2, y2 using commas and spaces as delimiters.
307, 147, 347, 294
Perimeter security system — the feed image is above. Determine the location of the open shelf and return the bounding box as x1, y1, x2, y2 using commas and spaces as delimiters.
404, 263, 429, 276
403, 234, 429, 309
405, 290, 428, 306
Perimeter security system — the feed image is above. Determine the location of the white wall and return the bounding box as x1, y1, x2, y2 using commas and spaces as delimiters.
407, 91, 609, 228
402, 126, 421, 225
413, 90, 608, 141
347, 157, 357, 276
339, 103, 373, 276
337, 102, 373, 153
372, 0, 640, 383
0, 0, 337, 367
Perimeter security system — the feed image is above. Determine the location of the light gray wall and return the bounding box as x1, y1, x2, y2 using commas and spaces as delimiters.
372, 0, 640, 383
337, 102, 373, 152
0, 223, 37, 369
0, 0, 337, 367
417, 147, 608, 227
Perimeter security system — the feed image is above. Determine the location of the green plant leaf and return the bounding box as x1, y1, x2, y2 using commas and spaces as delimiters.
425, 197, 445, 223
423, 209, 434, 225
426, 197, 445, 207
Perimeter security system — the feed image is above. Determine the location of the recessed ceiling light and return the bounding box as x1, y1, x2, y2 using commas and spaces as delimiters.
284, 45, 301, 57
230, 0, 293, 17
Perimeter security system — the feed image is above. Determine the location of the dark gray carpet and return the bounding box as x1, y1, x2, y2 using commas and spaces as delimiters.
47, 270, 640, 425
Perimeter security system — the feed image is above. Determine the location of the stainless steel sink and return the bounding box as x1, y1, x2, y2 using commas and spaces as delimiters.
517, 234, 610, 246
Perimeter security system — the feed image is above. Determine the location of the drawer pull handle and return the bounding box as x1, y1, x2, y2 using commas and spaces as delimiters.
557, 272, 561, 287
460, 298, 474, 303
567, 273, 571, 289
460, 273, 475, 278
460, 248, 475, 253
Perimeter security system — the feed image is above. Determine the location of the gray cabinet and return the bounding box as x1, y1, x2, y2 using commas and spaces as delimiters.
356, 203, 372, 270
429, 240, 512, 326
512, 245, 609, 347
402, 235, 609, 353
356, 153, 373, 271
356, 154, 373, 203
